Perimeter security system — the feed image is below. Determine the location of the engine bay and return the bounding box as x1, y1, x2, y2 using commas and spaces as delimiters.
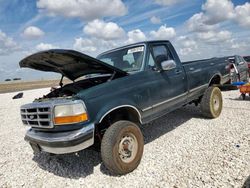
40, 74, 114, 99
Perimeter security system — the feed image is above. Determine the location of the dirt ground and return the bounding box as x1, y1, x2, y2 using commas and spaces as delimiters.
0, 88, 249, 188
0, 79, 71, 94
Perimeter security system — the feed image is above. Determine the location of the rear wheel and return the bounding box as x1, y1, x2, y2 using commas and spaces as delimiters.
200, 87, 223, 118
101, 120, 144, 175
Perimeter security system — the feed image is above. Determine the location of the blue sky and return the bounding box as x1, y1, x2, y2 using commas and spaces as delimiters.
0, 0, 249, 81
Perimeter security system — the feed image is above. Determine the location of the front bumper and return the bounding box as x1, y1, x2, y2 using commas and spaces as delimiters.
25, 123, 95, 154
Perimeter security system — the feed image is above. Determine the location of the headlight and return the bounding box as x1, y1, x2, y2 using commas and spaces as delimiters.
54, 103, 88, 125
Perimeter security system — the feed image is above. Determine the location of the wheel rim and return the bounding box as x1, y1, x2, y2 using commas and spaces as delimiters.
118, 133, 138, 163
213, 94, 220, 111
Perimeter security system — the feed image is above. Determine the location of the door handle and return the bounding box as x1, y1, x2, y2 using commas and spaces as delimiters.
210, 62, 215, 66
189, 67, 194, 71
175, 69, 182, 74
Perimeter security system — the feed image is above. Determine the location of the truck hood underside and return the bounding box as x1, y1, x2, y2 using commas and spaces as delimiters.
19, 49, 127, 81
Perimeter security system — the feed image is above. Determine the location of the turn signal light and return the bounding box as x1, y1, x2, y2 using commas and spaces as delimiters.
54, 113, 88, 125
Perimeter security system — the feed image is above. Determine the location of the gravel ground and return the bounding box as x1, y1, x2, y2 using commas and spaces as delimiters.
0, 88, 249, 188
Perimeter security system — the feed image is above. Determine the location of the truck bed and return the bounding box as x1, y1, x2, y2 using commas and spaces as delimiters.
182, 57, 222, 65
182, 57, 229, 101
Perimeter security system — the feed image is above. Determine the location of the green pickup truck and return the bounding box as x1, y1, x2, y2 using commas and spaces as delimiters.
20, 40, 230, 175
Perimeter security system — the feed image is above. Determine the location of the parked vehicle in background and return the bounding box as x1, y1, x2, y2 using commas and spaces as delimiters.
20, 40, 229, 175
13, 78, 21, 81
227, 55, 249, 83
243, 56, 250, 76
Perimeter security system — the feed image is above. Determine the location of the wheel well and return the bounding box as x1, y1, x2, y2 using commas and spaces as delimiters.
95, 107, 141, 138
209, 75, 221, 86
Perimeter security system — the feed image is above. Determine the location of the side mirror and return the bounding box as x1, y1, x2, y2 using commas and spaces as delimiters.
160, 60, 176, 71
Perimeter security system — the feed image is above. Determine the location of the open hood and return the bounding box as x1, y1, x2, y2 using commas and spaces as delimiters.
19, 49, 128, 81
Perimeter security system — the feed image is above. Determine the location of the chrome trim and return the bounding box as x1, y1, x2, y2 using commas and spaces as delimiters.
27, 123, 95, 154
189, 84, 208, 93
40, 138, 93, 154
189, 67, 194, 71
142, 92, 188, 112
99, 105, 142, 124
221, 74, 230, 84
21, 104, 53, 128
142, 106, 152, 112
161, 60, 176, 71
20, 99, 88, 129
142, 84, 209, 112
222, 74, 229, 78
152, 92, 188, 109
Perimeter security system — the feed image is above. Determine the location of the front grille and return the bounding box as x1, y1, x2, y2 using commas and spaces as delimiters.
20, 106, 53, 128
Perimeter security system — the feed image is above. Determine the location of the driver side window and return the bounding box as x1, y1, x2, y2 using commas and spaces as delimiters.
152, 45, 168, 57
148, 44, 173, 68
153, 45, 173, 61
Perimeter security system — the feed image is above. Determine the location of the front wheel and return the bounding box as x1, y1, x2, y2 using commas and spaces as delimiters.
200, 87, 223, 118
101, 120, 144, 175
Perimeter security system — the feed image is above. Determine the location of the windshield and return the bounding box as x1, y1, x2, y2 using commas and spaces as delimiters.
97, 45, 145, 72
244, 56, 250, 62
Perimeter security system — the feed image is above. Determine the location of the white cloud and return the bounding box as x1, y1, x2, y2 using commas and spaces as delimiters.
37, 0, 127, 21
186, 13, 217, 32
227, 38, 250, 56
229, 38, 247, 50
126, 29, 146, 44
83, 19, 125, 40
0, 30, 20, 55
179, 48, 194, 56
201, 0, 235, 25
231, 41, 247, 49
36, 43, 58, 51
150, 16, 161, 24
73, 38, 97, 53
155, 0, 182, 6
234, 2, 250, 28
197, 30, 232, 44
178, 36, 197, 48
150, 25, 176, 40
177, 36, 198, 56
73, 37, 120, 56
23, 26, 44, 39
187, 0, 250, 32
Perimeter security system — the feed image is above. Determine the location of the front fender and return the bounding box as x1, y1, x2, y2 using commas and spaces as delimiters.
94, 99, 142, 124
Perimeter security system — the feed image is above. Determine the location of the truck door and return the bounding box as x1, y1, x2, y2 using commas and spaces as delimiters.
144, 42, 188, 118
